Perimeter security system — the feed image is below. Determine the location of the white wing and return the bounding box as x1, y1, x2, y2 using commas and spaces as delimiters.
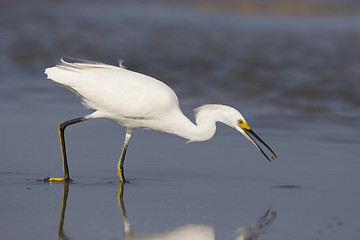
45, 59, 180, 124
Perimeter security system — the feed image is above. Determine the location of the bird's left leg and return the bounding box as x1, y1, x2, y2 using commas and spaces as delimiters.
44, 116, 88, 182
117, 128, 133, 182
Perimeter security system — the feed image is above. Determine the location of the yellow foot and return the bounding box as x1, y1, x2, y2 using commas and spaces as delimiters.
43, 177, 73, 182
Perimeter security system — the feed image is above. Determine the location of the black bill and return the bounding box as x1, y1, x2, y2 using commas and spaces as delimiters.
244, 128, 277, 162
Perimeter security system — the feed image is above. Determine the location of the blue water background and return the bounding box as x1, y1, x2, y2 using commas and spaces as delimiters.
1, 1, 360, 239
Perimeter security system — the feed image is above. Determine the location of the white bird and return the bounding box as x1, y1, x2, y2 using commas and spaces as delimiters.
44, 58, 276, 182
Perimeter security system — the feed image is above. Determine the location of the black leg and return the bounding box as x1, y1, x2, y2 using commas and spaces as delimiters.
44, 117, 87, 182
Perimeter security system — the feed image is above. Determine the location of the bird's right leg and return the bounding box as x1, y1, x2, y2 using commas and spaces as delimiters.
44, 116, 88, 182
117, 129, 133, 183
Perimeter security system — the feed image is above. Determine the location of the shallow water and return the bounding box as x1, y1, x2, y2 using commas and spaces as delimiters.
1, 1, 360, 239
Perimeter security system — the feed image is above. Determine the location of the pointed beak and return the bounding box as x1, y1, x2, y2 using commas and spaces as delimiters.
243, 128, 277, 162
238, 120, 277, 161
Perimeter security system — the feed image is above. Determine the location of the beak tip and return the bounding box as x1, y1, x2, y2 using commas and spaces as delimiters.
244, 128, 277, 162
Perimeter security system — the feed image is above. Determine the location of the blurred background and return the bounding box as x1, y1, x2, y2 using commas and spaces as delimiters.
1, 0, 360, 121
1, 0, 360, 239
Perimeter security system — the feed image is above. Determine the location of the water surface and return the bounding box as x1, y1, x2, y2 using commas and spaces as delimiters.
1, 1, 360, 239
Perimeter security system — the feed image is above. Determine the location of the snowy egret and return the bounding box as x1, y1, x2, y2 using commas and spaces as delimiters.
44, 58, 276, 182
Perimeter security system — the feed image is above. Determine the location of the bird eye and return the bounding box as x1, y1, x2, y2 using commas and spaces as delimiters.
238, 119, 250, 130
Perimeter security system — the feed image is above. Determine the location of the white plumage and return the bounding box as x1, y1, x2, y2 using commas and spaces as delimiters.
44, 58, 276, 182
46, 59, 179, 129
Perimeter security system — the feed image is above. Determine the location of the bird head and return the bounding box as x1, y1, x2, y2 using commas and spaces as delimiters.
195, 104, 277, 161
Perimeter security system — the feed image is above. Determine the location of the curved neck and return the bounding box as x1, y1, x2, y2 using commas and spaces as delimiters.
158, 108, 219, 142
149, 104, 237, 142
174, 114, 216, 142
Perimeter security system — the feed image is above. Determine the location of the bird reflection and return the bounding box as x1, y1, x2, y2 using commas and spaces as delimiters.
117, 183, 276, 240
236, 209, 276, 240
57, 182, 70, 240
55, 183, 276, 240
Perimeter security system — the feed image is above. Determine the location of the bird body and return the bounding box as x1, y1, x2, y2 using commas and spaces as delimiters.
45, 61, 180, 129
45, 60, 240, 142
44, 59, 276, 182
